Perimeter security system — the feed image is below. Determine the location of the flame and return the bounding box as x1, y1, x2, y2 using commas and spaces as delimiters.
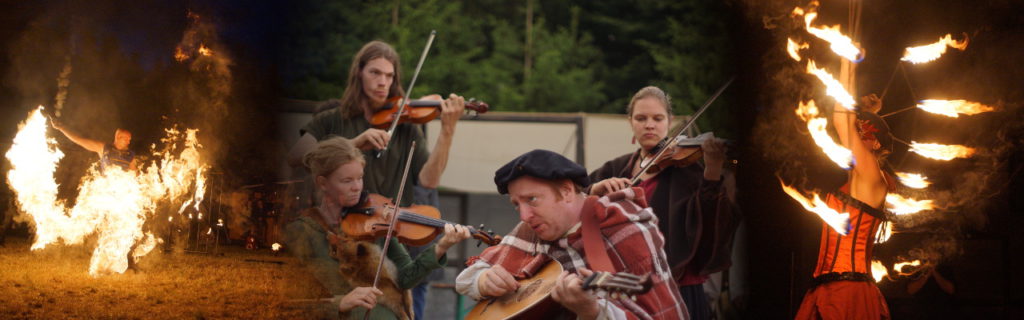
787, 38, 810, 61
206, 227, 212, 235
217, 218, 224, 227
886, 193, 935, 215
901, 34, 968, 64
871, 260, 888, 282
272, 243, 281, 251
198, 45, 213, 57
796, 101, 853, 169
895, 172, 931, 189
5, 107, 208, 276
779, 179, 850, 235
910, 142, 975, 160
917, 99, 994, 118
802, 12, 863, 62
894, 260, 922, 275
174, 47, 189, 62
806, 61, 856, 110
875, 222, 892, 244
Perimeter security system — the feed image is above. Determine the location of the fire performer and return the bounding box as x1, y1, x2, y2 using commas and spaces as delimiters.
455, 149, 688, 319
587, 86, 739, 320
285, 137, 471, 319
50, 119, 136, 172
795, 94, 896, 319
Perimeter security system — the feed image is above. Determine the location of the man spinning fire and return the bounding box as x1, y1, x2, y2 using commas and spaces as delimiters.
795, 94, 896, 319
50, 119, 137, 172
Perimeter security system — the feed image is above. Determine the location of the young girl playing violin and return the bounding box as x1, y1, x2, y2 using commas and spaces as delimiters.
285, 137, 470, 319
587, 86, 739, 320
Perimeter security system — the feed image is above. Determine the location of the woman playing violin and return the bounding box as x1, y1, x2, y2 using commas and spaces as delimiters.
587, 86, 740, 320
288, 40, 466, 207
285, 137, 471, 319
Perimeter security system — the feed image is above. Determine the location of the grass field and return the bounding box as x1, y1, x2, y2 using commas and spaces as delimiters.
0, 235, 338, 319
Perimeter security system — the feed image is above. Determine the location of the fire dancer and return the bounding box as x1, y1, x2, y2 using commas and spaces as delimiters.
284, 137, 470, 319
50, 119, 136, 171
455, 149, 688, 319
586, 86, 739, 320
795, 94, 896, 319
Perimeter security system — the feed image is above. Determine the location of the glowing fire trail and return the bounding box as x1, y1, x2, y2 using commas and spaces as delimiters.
895, 172, 931, 189
806, 61, 856, 110
910, 142, 976, 161
895, 260, 922, 275
796, 100, 853, 169
5, 107, 208, 276
787, 38, 810, 61
779, 179, 850, 235
886, 193, 935, 215
917, 99, 995, 118
871, 260, 887, 282
901, 34, 968, 64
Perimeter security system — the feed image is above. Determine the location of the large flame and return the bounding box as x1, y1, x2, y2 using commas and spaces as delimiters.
871, 260, 888, 282
796, 100, 853, 169
886, 193, 935, 215
895, 172, 931, 189
779, 179, 850, 235
787, 38, 810, 61
806, 61, 856, 110
910, 142, 976, 160
917, 99, 995, 118
5, 107, 208, 276
901, 34, 968, 64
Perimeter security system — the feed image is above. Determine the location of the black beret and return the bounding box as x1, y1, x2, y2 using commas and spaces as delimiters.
494, 149, 590, 194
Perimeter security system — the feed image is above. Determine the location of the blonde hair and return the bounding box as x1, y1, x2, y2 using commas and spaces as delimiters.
302, 137, 365, 178
627, 86, 673, 117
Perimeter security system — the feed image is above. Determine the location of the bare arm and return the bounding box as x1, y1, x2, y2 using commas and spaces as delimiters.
417, 94, 465, 189
833, 98, 885, 207
52, 121, 104, 154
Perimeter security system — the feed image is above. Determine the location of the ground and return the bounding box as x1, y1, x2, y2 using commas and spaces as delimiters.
0, 235, 338, 319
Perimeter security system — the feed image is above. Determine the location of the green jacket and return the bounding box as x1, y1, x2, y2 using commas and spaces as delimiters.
284, 208, 447, 319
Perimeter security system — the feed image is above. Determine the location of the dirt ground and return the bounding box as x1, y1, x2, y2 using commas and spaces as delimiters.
0, 236, 338, 319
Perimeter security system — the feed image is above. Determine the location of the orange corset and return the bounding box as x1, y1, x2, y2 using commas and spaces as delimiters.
812, 186, 889, 277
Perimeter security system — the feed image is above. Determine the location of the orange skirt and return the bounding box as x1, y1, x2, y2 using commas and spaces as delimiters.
795, 281, 890, 320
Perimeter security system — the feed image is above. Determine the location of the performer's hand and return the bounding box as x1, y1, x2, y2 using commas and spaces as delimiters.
337, 287, 382, 312
551, 268, 601, 320
49, 118, 65, 131
477, 265, 519, 298
589, 177, 631, 196
440, 93, 465, 132
859, 93, 883, 114
435, 224, 471, 257
353, 128, 391, 151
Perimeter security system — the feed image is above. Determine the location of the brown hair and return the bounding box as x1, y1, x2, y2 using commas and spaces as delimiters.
338, 41, 405, 119
627, 86, 673, 117
302, 137, 365, 178
542, 179, 584, 201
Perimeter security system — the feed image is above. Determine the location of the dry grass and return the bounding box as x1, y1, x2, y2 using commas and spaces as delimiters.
0, 236, 337, 319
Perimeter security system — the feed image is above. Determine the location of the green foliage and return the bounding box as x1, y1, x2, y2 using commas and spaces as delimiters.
281, 0, 738, 136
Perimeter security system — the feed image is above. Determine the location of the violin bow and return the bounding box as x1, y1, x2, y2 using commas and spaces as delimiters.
377, 30, 437, 158
363, 141, 416, 320
630, 77, 734, 185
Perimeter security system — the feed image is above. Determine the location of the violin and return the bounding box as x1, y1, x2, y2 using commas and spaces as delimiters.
340, 193, 502, 246
636, 132, 734, 180
369, 96, 489, 129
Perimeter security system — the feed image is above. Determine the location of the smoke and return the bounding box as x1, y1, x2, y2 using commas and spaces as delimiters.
53, 56, 72, 117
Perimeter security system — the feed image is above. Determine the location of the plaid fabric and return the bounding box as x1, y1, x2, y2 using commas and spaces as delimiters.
466, 187, 688, 320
